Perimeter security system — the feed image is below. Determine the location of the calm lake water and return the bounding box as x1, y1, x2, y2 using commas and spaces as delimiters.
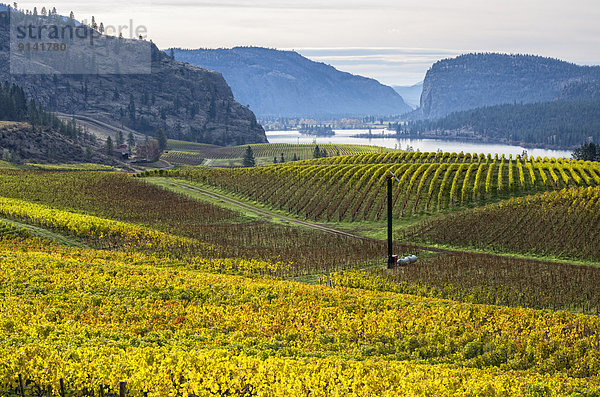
266, 129, 574, 159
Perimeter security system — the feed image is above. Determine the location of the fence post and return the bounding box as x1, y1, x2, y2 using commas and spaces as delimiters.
18, 374, 25, 397
119, 381, 126, 397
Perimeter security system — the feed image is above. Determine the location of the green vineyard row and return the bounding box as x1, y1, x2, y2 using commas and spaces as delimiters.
403, 185, 600, 262
143, 153, 600, 221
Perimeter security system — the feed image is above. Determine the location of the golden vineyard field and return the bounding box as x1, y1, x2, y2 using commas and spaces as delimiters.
2, 236, 600, 396
1, 152, 600, 396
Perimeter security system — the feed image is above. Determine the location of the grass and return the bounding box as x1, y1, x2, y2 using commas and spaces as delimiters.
0, 160, 22, 170
25, 163, 115, 171
144, 177, 263, 223
0, 217, 88, 247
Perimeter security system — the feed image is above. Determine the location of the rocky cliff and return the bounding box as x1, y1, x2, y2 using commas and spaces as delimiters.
0, 6, 266, 146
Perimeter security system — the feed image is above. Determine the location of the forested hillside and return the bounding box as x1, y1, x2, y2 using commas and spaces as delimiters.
403, 98, 600, 148
416, 53, 600, 119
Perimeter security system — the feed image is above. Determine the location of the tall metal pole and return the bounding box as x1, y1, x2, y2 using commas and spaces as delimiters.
386, 174, 393, 268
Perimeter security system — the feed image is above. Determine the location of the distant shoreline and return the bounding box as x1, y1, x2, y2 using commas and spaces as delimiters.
351, 132, 578, 151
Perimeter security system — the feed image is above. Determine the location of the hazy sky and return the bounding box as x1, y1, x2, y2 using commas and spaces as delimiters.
16, 0, 600, 85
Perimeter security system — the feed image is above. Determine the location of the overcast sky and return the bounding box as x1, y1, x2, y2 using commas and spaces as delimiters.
16, 0, 600, 85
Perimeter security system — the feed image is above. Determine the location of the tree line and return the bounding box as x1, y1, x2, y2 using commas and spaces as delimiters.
0, 81, 92, 142
573, 143, 600, 162
397, 98, 600, 148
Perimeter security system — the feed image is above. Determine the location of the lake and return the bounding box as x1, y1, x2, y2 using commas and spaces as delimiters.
266, 129, 574, 159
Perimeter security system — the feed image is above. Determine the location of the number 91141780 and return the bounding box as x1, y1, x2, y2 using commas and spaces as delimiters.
17, 42, 67, 52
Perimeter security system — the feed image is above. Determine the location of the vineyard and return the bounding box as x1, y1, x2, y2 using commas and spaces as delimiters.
0, 171, 387, 274
404, 186, 600, 261
2, 157, 600, 395
145, 152, 600, 221
160, 151, 205, 166
2, 236, 600, 396
326, 251, 600, 312
162, 142, 390, 165
166, 139, 218, 152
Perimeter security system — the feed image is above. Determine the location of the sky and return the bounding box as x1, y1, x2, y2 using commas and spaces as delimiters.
14, 0, 600, 85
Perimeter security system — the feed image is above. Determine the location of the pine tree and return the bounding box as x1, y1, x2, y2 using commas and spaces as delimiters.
154, 128, 167, 151
292, 153, 298, 162
105, 136, 114, 156
313, 145, 320, 159
128, 94, 136, 122
280, 153, 285, 163
243, 146, 256, 167
128, 132, 135, 149
273, 156, 278, 164
116, 131, 124, 146
573, 143, 600, 162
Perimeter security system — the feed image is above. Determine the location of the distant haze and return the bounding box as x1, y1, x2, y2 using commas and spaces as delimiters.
15, 0, 600, 85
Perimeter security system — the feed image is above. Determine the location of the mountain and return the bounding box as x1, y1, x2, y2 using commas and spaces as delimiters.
559, 81, 600, 101
169, 47, 413, 118
416, 53, 600, 119
392, 82, 423, 109
0, 6, 266, 146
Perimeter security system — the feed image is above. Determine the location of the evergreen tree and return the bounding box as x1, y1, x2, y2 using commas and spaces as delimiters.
128, 132, 135, 148
169, 48, 175, 59
292, 153, 298, 162
573, 143, 600, 161
154, 128, 167, 151
105, 136, 114, 156
313, 145, 320, 159
116, 131, 124, 146
280, 152, 285, 163
128, 94, 136, 122
242, 146, 256, 167
273, 156, 278, 164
